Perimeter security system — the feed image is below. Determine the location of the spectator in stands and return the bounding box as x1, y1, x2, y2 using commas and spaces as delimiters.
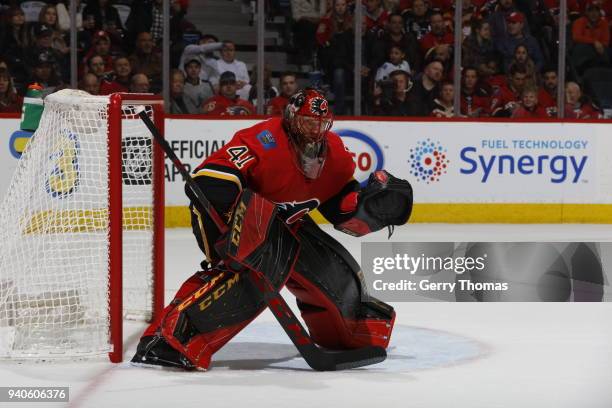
125, 0, 164, 47
316, 0, 354, 115
402, 0, 431, 41
83, 0, 124, 33
130, 73, 151, 93
79, 72, 100, 95
183, 59, 214, 114
570, 0, 610, 74
266, 72, 299, 115
82, 31, 116, 76
431, 81, 455, 117
78, 13, 99, 56
564, 81, 603, 119
375, 45, 411, 82
462, 19, 495, 77
216, 41, 249, 91
290, 0, 327, 65
35, 5, 70, 56
480, 52, 507, 93
461, 66, 490, 117
410, 59, 444, 115
26, 26, 63, 81
377, 13, 422, 74
202, 71, 255, 115
508, 44, 537, 85
490, 62, 528, 116
100, 56, 132, 94
0, 7, 30, 90
511, 86, 549, 118
241, 64, 279, 108
87, 55, 108, 81
170, 69, 190, 114
0, 68, 23, 113
538, 66, 558, 116
30, 51, 64, 97
179, 34, 222, 87
372, 70, 420, 115
420, 11, 454, 57
487, 0, 523, 41
129, 32, 162, 92
364, 0, 390, 31
496, 12, 543, 73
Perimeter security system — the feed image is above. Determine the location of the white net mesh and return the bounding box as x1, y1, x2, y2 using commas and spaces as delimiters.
0, 90, 158, 359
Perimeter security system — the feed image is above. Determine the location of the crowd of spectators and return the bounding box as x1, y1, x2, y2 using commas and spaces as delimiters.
0, 0, 610, 119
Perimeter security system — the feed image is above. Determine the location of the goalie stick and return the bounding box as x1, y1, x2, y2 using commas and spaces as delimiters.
137, 108, 387, 371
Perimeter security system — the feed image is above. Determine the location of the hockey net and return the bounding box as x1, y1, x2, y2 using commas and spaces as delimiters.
0, 90, 164, 362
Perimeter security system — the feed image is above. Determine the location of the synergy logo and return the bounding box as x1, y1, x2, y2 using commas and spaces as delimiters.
460, 139, 590, 183
408, 139, 449, 183
336, 129, 384, 186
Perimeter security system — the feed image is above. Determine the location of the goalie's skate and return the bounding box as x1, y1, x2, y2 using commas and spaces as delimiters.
130, 335, 204, 371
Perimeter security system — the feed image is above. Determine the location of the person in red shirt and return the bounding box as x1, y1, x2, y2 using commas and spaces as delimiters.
570, 0, 610, 73
202, 71, 255, 115
99, 56, 132, 95
0, 69, 23, 113
461, 67, 490, 117
564, 81, 603, 118
364, 0, 390, 31
511, 87, 550, 118
490, 63, 528, 116
537, 66, 558, 117
419, 10, 454, 56
266, 72, 299, 115
131, 89, 410, 370
80, 30, 115, 77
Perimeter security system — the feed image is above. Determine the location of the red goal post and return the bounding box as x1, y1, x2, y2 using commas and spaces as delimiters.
108, 93, 165, 363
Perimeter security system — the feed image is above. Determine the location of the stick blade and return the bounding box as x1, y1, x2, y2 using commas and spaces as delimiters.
302, 345, 387, 371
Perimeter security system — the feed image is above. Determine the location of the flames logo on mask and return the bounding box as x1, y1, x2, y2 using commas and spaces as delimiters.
310, 97, 328, 116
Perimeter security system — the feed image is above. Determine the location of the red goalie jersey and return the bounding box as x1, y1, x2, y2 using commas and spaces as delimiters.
194, 117, 356, 224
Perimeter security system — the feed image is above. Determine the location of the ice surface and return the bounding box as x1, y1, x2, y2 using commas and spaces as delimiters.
1, 224, 611, 408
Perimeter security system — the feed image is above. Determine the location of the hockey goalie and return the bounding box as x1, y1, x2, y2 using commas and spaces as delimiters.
132, 89, 413, 370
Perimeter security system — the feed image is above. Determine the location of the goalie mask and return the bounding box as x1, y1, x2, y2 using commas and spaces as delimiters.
283, 89, 332, 179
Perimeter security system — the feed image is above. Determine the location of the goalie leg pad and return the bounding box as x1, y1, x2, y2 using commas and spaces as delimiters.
136, 268, 267, 370
285, 219, 395, 349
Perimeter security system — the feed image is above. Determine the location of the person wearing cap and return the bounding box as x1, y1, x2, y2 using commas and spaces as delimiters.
31, 50, 64, 97
486, 0, 528, 41
570, 0, 610, 74
201, 71, 255, 115
25, 25, 63, 79
496, 11, 543, 73
81, 30, 116, 75
183, 59, 214, 114
179, 34, 222, 87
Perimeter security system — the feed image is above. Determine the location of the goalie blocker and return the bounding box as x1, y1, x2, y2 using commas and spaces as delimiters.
132, 190, 397, 370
